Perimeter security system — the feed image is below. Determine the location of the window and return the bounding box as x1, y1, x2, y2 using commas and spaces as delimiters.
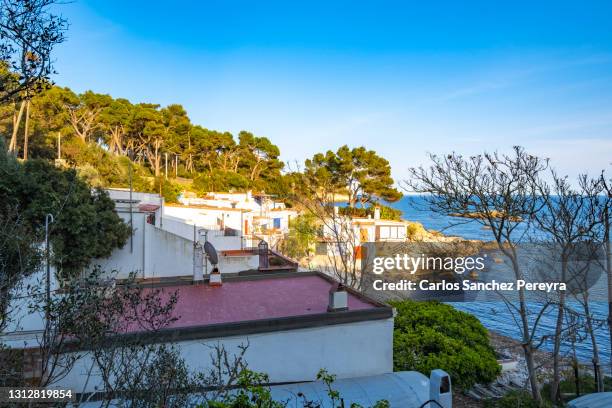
315, 242, 328, 255
440, 376, 450, 394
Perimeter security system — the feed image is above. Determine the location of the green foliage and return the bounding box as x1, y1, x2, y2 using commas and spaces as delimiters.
1, 84, 289, 195
0, 0, 67, 105
0, 142, 43, 286
305, 145, 402, 207
378, 204, 402, 221
338, 204, 402, 221
483, 391, 551, 408
406, 221, 427, 240
205, 370, 286, 408
193, 169, 250, 193
279, 214, 318, 259
2, 83, 401, 206
0, 147, 130, 277
390, 299, 500, 389
153, 177, 182, 203
540, 374, 612, 404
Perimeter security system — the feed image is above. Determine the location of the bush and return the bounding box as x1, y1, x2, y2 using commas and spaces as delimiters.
406, 221, 426, 240
153, 177, 182, 203
338, 204, 402, 221
390, 299, 500, 389
279, 214, 318, 260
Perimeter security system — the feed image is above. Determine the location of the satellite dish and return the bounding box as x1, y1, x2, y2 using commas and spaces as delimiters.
204, 241, 219, 266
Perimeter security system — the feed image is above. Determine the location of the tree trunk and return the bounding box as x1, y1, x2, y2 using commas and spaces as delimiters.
23, 100, 31, 160
584, 293, 604, 391
510, 251, 542, 402
523, 342, 542, 402
8, 101, 26, 153
550, 259, 568, 402
605, 204, 612, 378
110, 126, 124, 155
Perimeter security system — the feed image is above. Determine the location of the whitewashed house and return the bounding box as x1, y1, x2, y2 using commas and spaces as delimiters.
1, 189, 453, 408
316, 207, 409, 259
174, 191, 298, 248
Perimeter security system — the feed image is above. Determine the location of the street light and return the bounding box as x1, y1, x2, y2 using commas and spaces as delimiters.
45, 213, 54, 312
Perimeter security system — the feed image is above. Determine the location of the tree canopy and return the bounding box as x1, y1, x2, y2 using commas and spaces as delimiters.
0, 145, 130, 276
0, 0, 67, 104
304, 145, 402, 207
1, 83, 402, 208
0, 84, 291, 199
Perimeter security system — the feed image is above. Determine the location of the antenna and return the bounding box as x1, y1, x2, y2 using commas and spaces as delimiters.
203, 241, 219, 266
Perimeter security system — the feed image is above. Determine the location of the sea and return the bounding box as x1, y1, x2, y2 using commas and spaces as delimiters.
390, 196, 611, 365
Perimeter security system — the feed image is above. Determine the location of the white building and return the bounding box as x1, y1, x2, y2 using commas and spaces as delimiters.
316, 207, 409, 260
48, 272, 395, 394
1, 191, 454, 407
175, 191, 298, 248
2, 270, 395, 397
97, 189, 297, 278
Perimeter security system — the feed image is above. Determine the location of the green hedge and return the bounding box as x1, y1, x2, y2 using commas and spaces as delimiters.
390, 299, 501, 389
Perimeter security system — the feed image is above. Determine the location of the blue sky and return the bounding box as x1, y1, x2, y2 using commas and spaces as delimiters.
51, 1, 612, 182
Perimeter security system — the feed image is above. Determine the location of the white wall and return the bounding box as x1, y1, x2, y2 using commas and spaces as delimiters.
216, 254, 259, 273
53, 317, 394, 394
162, 216, 243, 252
164, 206, 249, 234
143, 224, 195, 278
92, 213, 193, 279
93, 212, 259, 279
93, 212, 147, 277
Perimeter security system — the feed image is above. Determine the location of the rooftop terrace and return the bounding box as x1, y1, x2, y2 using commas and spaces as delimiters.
123, 272, 392, 343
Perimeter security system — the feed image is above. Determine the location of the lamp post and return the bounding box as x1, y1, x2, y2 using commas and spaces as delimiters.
45, 213, 54, 314
127, 149, 134, 253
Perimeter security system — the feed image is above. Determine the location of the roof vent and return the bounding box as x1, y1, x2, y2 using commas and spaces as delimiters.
328, 282, 348, 312
193, 244, 204, 283
430, 369, 452, 408
209, 266, 222, 286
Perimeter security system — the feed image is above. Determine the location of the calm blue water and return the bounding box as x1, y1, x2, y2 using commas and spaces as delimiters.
394, 195, 524, 241
390, 196, 611, 365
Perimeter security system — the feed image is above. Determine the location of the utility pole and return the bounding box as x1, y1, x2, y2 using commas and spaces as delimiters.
128, 150, 134, 253
57, 132, 61, 159
175, 155, 178, 178
45, 214, 54, 315
165, 152, 168, 179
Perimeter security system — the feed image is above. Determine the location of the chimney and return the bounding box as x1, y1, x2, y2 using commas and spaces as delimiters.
209, 266, 222, 286
429, 369, 452, 408
328, 282, 348, 312
374, 206, 381, 220
193, 242, 204, 284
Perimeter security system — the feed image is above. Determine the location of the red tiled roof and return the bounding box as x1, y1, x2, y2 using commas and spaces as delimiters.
132, 274, 378, 331
138, 203, 160, 212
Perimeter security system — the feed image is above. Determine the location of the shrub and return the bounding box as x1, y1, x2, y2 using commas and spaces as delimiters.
390, 299, 500, 389
338, 204, 402, 220
153, 177, 182, 203
279, 214, 318, 260
406, 221, 426, 240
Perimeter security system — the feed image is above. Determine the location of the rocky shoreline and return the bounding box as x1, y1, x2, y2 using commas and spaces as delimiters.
454, 331, 559, 407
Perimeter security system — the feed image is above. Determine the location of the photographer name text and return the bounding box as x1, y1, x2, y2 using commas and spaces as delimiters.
373, 279, 566, 293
